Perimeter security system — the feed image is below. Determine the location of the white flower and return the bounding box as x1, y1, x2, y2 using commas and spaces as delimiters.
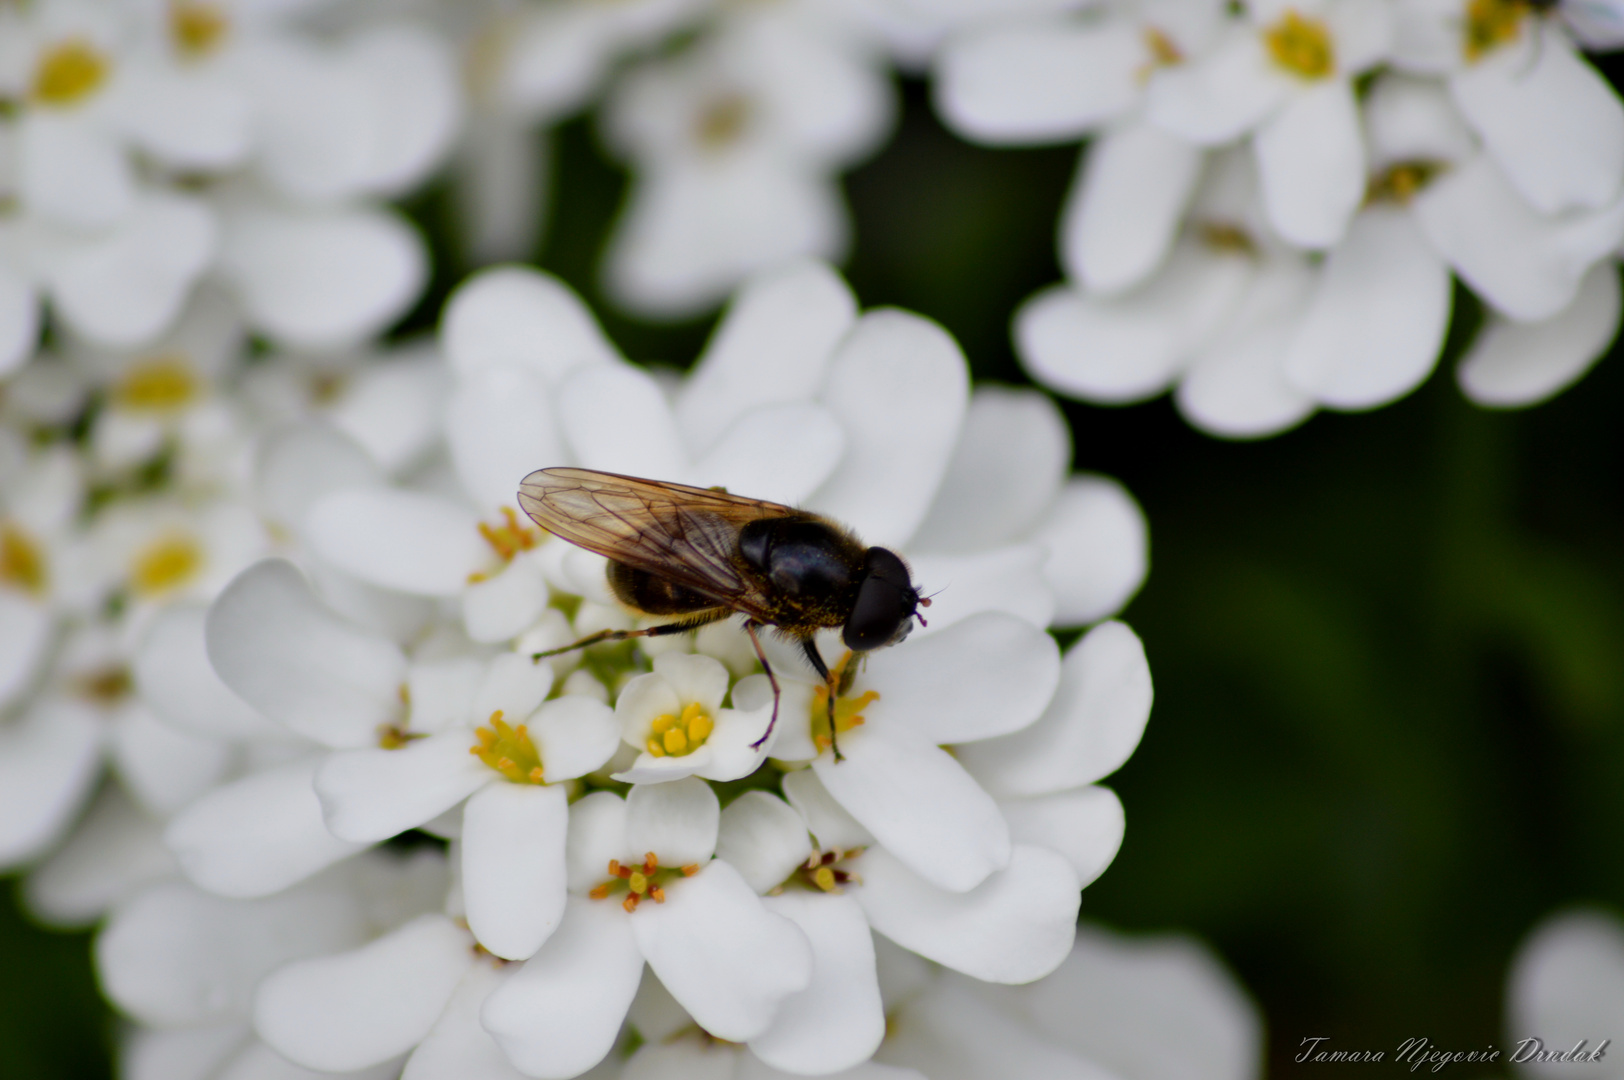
1506, 908, 1624, 1077
1147, 0, 1393, 249
480, 780, 813, 1076
878, 924, 1264, 1080
611, 651, 774, 784
600, 3, 895, 317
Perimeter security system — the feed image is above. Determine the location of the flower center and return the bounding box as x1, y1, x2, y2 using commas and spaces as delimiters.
470, 709, 545, 784
1, 523, 47, 596
645, 701, 714, 758
1366, 159, 1449, 205
32, 39, 110, 106
1263, 10, 1335, 80
1464, 0, 1528, 61
810, 652, 879, 754
76, 665, 133, 704
1198, 221, 1258, 255
800, 848, 864, 894
694, 92, 751, 151
130, 533, 204, 598
590, 852, 700, 913
468, 508, 541, 583
170, 1, 230, 58
113, 354, 199, 413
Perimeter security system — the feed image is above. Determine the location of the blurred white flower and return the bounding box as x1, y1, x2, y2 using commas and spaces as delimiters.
1506, 908, 1624, 1078
601, 3, 896, 317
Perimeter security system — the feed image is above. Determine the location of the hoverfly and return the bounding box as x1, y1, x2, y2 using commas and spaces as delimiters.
516, 467, 930, 759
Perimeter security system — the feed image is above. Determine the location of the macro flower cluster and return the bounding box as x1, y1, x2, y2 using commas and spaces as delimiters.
936, 0, 1624, 435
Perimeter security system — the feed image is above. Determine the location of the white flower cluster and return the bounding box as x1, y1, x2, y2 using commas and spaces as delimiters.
2, 241, 1172, 1078
1506, 907, 1624, 1078
933, 0, 1624, 436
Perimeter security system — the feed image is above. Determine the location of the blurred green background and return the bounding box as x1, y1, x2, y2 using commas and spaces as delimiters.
8, 75, 1624, 1080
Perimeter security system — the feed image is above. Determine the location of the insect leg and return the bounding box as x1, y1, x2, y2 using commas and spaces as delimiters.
798, 638, 843, 763
745, 620, 781, 751
530, 611, 727, 663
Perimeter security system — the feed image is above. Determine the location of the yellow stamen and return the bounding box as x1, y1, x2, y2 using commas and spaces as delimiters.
647, 701, 712, 757
1199, 222, 1257, 255
113, 354, 199, 413
130, 534, 203, 598
663, 727, 688, 754
592, 853, 697, 911
646, 738, 667, 757
32, 39, 109, 106
628, 871, 648, 893
1139, 25, 1183, 82
77, 666, 132, 704
469, 710, 546, 784
477, 507, 540, 563
651, 714, 675, 734
811, 653, 879, 752
1263, 10, 1335, 80
1464, 0, 1529, 61
812, 866, 838, 892
1, 523, 46, 596
377, 723, 426, 750
170, 1, 229, 58
695, 93, 750, 150
1365, 160, 1449, 206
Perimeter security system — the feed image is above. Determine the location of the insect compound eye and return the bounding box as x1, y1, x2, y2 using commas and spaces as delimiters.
842, 547, 919, 652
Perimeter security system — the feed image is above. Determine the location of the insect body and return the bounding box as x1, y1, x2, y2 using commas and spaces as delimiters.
516, 467, 929, 759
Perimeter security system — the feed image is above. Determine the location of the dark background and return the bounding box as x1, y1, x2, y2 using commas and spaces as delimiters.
8, 72, 1624, 1079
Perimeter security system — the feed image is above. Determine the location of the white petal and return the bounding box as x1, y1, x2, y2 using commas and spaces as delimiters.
857, 844, 1079, 983
780, 768, 874, 852
625, 776, 720, 866
677, 260, 856, 450
633, 860, 813, 1041
815, 723, 1009, 892
0, 591, 52, 711
133, 604, 283, 741
346, 25, 463, 197
307, 488, 487, 597
1363, 72, 1477, 169
254, 914, 471, 1073
440, 267, 619, 381
44, 191, 215, 348
1144, 27, 1290, 145
0, 699, 102, 868
1027, 475, 1150, 626
1012, 923, 1264, 1078
1254, 79, 1365, 249
216, 1040, 405, 1080
1017, 242, 1255, 405
752, 891, 884, 1074
449, 366, 566, 516
18, 112, 133, 229
482, 895, 645, 1078
1507, 909, 1624, 1067
1459, 259, 1622, 407
1282, 207, 1452, 408
933, 19, 1141, 144
999, 786, 1125, 888
1176, 256, 1318, 438
906, 545, 1056, 634
690, 401, 845, 507
911, 386, 1069, 554
715, 791, 813, 894
532, 694, 622, 781
117, 61, 251, 171
253, 423, 381, 538
25, 785, 175, 928
98, 877, 369, 1028
473, 652, 558, 726
559, 361, 688, 476
108, 703, 232, 817
1064, 121, 1204, 294
566, 790, 630, 893
316, 734, 492, 843
882, 977, 1105, 1080
810, 310, 969, 547
166, 757, 369, 898
1412, 153, 1624, 322
464, 556, 550, 644
220, 203, 425, 351
0, 264, 39, 377
860, 611, 1060, 744
1452, 26, 1624, 214
206, 560, 406, 748
463, 782, 569, 961
329, 348, 449, 476
959, 621, 1152, 798
123, 1023, 247, 1080
401, 963, 528, 1080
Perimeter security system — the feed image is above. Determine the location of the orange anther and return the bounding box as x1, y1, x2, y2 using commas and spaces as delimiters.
607, 859, 621, 876
650, 886, 665, 903
643, 853, 658, 872
623, 895, 639, 913
681, 864, 700, 876
590, 884, 609, 900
